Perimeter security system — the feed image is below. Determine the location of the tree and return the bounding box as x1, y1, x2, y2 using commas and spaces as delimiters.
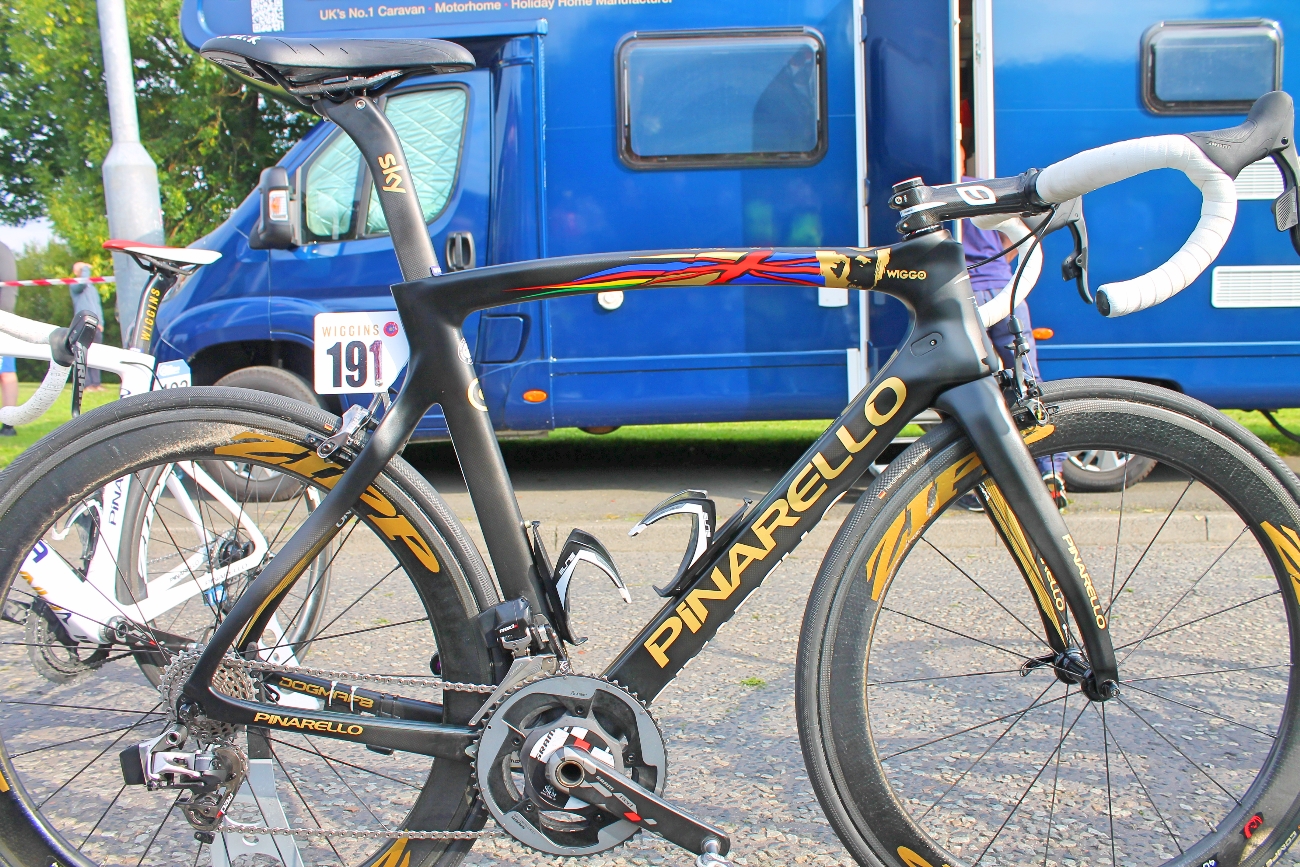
0, 0, 312, 290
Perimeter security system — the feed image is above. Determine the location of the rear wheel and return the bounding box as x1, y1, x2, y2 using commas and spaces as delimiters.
799, 389, 1300, 867
0, 388, 499, 867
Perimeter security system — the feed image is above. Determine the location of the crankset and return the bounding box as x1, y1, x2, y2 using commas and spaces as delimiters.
475, 673, 730, 860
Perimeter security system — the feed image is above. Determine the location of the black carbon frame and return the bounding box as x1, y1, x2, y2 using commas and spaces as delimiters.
182, 96, 1120, 756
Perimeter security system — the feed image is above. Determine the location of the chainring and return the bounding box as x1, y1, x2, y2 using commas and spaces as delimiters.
475, 674, 667, 857
159, 649, 258, 745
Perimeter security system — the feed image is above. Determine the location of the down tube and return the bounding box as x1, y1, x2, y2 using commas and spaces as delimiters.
605, 366, 936, 702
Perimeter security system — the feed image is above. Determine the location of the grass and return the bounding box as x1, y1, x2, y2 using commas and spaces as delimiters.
1223, 408, 1300, 457
405, 420, 927, 471
0, 383, 1295, 473
739, 676, 767, 688
0, 383, 121, 469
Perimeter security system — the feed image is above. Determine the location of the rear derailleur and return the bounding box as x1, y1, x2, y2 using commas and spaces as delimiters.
119, 723, 248, 835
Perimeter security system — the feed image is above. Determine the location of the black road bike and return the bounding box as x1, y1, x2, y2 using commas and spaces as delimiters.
3, 36, 1300, 867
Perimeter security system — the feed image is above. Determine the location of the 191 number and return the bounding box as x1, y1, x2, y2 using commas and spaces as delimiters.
325, 340, 384, 389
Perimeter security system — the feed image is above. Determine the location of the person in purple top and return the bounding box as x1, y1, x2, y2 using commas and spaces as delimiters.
959, 154, 1068, 510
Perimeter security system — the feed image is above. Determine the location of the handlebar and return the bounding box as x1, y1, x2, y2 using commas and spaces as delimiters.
891, 90, 1300, 319
0, 310, 74, 426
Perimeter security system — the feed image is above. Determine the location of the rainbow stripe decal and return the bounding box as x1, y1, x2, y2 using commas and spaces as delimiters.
514, 249, 889, 297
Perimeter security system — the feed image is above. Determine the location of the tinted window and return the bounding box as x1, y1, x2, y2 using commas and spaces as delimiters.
366, 87, 468, 235
1142, 20, 1281, 114
618, 30, 826, 169
304, 132, 361, 241
302, 86, 468, 243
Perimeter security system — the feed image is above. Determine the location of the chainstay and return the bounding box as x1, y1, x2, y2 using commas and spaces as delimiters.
228, 657, 497, 693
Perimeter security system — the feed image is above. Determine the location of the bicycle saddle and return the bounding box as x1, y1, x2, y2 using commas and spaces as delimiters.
102, 239, 222, 272
200, 35, 474, 96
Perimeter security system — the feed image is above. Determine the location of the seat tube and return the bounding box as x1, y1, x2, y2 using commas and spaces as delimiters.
935, 377, 1120, 695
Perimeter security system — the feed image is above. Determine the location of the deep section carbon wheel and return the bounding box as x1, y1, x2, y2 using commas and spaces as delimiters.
798, 380, 1300, 867
0, 387, 498, 867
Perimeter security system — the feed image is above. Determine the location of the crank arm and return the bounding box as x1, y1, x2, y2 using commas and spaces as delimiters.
546, 745, 730, 857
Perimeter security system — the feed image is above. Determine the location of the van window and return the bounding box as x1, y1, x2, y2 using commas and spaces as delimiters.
304, 133, 361, 241
1142, 20, 1281, 115
365, 87, 469, 235
301, 86, 468, 243
617, 29, 826, 169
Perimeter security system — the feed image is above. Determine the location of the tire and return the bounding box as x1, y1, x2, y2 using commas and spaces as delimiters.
1062, 450, 1157, 492
208, 366, 324, 501
798, 381, 1300, 867
116, 463, 334, 686
0, 387, 499, 867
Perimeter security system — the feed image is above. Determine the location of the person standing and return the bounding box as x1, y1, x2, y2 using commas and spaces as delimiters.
0, 241, 18, 435
958, 145, 1067, 509
69, 261, 104, 391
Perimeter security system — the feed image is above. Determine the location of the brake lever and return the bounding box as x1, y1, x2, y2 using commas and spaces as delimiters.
1020, 197, 1090, 303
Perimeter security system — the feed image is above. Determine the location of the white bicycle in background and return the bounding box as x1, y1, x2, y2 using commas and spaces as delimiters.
0, 240, 331, 687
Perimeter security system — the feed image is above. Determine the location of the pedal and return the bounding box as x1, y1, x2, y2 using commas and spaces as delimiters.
531, 523, 628, 645
545, 744, 730, 858
635, 494, 751, 598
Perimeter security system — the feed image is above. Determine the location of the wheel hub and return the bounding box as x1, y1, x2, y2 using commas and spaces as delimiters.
475, 674, 667, 857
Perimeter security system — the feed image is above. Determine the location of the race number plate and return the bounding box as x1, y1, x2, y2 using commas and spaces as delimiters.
154, 359, 192, 389
313, 312, 410, 395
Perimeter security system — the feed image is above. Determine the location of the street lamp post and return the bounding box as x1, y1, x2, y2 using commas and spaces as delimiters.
96, 0, 164, 342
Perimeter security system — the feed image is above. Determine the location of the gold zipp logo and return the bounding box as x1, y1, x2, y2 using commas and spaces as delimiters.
252, 711, 364, 736
1263, 521, 1300, 597
378, 153, 407, 194
863, 424, 1058, 604
643, 377, 909, 667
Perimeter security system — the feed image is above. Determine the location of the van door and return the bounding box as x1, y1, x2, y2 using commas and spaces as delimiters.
268, 70, 503, 435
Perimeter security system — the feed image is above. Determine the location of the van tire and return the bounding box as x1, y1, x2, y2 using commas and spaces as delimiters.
206, 366, 324, 500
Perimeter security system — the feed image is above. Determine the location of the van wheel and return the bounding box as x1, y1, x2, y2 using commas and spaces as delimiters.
1061, 450, 1157, 492
206, 366, 323, 501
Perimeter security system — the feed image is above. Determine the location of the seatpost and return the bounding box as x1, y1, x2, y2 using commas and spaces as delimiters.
314, 96, 443, 280
126, 270, 173, 352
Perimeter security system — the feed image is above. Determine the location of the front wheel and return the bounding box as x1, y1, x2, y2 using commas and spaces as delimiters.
0, 387, 500, 867
798, 384, 1300, 867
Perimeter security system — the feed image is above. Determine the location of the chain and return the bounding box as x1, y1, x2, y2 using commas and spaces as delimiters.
217, 822, 496, 841
228, 656, 497, 694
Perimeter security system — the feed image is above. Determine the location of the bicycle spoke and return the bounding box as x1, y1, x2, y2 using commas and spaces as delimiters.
4, 699, 167, 716
1108, 722, 1184, 855
262, 616, 430, 652
1126, 662, 1291, 684
868, 667, 1023, 687
134, 793, 181, 867
917, 680, 1056, 822
1105, 480, 1193, 617
267, 737, 423, 789
1121, 680, 1277, 739
79, 782, 127, 850
1118, 589, 1280, 657
1041, 686, 1069, 867
265, 740, 348, 866
312, 564, 402, 638
296, 735, 390, 830
14, 716, 162, 760
1109, 452, 1129, 609
1099, 703, 1116, 867
922, 538, 1050, 648
37, 704, 161, 808
881, 690, 1069, 761
880, 606, 1035, 662
1114, 695, 1241, 804
972, 700, 1090, 866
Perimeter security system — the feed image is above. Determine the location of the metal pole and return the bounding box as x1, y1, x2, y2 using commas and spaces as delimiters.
96, 0, 164, 342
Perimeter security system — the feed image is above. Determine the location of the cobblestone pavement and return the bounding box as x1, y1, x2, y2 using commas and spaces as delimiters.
1, 450, 1298, 867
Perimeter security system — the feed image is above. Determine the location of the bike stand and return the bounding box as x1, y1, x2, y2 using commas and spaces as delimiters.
210, 729, 304, 867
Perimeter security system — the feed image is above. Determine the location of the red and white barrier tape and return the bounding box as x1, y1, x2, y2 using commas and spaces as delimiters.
0, 276, 115, 287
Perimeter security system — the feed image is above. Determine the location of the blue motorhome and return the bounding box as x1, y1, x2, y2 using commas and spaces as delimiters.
161, 0, 1300, 439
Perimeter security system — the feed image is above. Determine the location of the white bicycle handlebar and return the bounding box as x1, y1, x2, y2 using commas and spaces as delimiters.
969, 215, 1043, 327
0, 311, 71, 426
1034, 135, 1237, 317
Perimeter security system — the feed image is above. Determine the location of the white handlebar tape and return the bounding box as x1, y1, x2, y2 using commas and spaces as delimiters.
1035, 135, 1236, 317
970, 215, 1043, 328
0, 361, 71, 427
0, 309, 60, 345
